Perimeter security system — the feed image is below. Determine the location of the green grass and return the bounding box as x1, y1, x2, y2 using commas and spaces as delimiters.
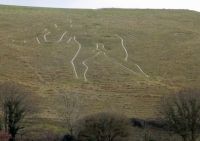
1, 5, 200, 119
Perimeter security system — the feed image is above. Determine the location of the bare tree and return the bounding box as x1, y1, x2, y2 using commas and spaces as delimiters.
76, 112, 132, 141
0, 81, 38, 141
57, 90, 86, 136
158, 89, 200, 141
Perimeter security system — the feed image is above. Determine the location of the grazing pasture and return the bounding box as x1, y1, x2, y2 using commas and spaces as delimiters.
0, 5, 200, 119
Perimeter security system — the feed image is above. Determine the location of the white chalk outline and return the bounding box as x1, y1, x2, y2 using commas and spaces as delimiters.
83, 51, 102, 81
135, 64, 149, 77
44, 32, 50, 42
116, 34, 128, 61
67, 37, 72, 43
71, 36, 82, 78
102, 43, 105, 49
36, 37, 41, 44
96, 43, 98, 50
116, 35, 148, 77
58, 31, 67, 42
19, 25, 149, 79
104, 52, 137, 75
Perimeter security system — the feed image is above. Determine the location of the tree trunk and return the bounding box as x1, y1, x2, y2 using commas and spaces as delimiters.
9, 135, 15, 141
182, 136, 188, 141
70, 128, 73, 136
4, 110, 8, 132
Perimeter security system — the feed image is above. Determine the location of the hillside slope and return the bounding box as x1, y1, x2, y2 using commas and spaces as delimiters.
1, 5, 200, 118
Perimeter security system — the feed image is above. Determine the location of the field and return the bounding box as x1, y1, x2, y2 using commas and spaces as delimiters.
1, 5, 200, 120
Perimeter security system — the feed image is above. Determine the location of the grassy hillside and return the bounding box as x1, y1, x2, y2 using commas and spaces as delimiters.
0, 5, 200, 118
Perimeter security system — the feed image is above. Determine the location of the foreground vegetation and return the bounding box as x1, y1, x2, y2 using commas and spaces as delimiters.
1, 82, 200, 141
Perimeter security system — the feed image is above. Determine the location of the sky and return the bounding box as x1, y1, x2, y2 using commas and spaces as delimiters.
0, 0, 199, 12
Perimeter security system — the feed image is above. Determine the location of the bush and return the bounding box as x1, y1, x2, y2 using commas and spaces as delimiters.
145, 118, 166, 129
131, 118, 146, 128
76, 112, 132, 141
62, 134, 75, 141
158, 89, 200, 141
0, 130, 11, 141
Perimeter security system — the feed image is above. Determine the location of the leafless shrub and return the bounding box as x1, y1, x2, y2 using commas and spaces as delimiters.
57, 90, 87, 136
0, 81, 38, 141
157, 89, 200, 141
76, 112, 132, 141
